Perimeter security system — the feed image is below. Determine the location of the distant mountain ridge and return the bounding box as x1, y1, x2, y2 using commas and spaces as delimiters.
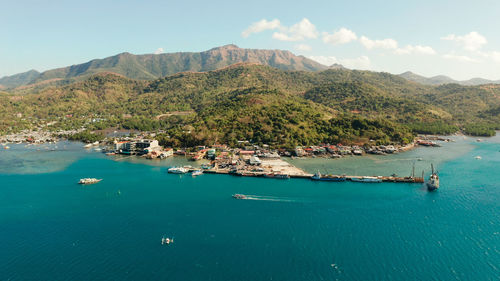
0, 70, 40, 88
0, 45, 328, 89
399, 71, 500, 86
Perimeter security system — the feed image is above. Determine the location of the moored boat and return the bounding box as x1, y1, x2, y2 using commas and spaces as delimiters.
191, 170, 203, 176
426, 164, 439, 191
311, 171, 346, 181
264, 173, 290, 179
350, 176, 382, 183
168, 167, 189, 174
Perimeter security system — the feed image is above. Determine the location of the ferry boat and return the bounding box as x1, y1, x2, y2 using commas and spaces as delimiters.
78, 178, 102, 185
311, 171, 346, 181
167, 167, 189, 174
232, 194, 247, 199
350, 176, 382, 183
191, 170, 203, 176
426, 164, 439, 191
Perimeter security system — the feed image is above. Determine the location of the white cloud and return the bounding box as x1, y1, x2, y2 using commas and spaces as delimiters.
442, 31, 487, 51
442, 53, 480, 63
295, 44, 312, 52
476, 50, 500, 63
489, 51, 500, 63
359, 36, 398, 50
308, 55, 371, 70
241, 19, 281, 38
154, 48, 164, 54
322, 28, 357, 45
272, 18, 318, 41
395, 45, 436, 55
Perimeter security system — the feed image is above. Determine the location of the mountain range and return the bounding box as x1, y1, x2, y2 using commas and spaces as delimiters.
2, 45, 499, 90
399, 71, 500, 86
0, 45, 327, 89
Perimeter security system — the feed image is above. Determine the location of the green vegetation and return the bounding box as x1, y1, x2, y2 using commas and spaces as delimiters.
67, 130, 105, 143
407, 121, 459, 135
1, 64, 499, 148
463, 123, 497, 137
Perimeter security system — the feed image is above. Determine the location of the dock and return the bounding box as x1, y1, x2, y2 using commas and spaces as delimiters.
177, 149, 425, 184
194, 158, 423, 184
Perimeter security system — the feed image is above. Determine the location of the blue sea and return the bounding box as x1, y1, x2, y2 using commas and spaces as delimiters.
1, 136, 499, 280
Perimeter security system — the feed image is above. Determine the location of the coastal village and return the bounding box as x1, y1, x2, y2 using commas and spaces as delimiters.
0, 129, 452, 184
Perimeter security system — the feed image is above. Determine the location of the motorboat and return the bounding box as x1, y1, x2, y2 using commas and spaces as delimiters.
232, 194, 247, 199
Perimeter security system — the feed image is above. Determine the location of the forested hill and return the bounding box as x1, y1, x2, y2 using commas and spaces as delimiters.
0, 45, 327, 89
1, 64, 499, 147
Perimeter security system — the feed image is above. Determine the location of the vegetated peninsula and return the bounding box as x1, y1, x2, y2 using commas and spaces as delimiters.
1, 48, 499, 150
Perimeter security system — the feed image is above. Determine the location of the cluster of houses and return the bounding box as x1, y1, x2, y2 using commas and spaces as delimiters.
293, 144, 402, 157
106, 136, 415, 162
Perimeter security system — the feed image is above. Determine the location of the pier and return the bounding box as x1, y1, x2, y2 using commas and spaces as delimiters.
194, 157, 424, 184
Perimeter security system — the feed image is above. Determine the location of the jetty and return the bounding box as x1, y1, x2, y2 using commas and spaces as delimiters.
194, 156, 424, 184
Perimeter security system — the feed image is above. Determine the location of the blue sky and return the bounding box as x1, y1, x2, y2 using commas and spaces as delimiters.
2, 0, 500, 80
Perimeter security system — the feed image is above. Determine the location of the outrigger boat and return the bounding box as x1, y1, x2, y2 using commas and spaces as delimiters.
78, 178, 102, 185
161, 237, 174, 245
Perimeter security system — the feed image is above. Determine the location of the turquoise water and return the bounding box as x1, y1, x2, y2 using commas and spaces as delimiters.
0, 137, 499, 280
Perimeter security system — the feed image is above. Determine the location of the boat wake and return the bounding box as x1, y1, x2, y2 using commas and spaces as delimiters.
240, 195, 294, 202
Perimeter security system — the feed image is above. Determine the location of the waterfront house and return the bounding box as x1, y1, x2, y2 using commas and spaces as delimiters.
115, 141, 129, 151
249, 156, 262, 165
239, 150, 255, 156
294, 147, 305, 157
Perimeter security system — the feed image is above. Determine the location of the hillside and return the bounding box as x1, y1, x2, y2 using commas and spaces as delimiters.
0, 45, 327, 89
399, 71, 500, 86
0, 70, 40, 89
1, 65, 499, 147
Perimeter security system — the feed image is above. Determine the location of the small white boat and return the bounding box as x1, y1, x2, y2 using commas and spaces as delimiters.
191, 170, 203, 176
161, 237, 174, 245
168, 167, 189, 174
78, 178, 102, 185
475, 156, 482, 160
84, 144, 93, 148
